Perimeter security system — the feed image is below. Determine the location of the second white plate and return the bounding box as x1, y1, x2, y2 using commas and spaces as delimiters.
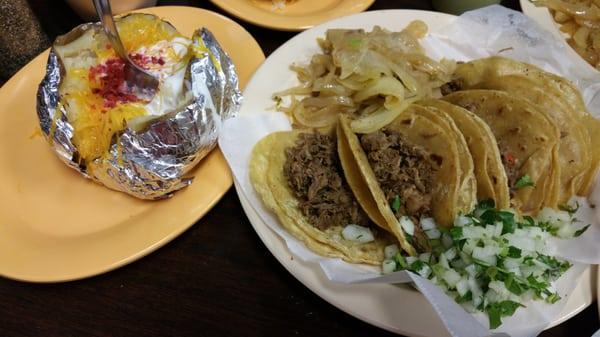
237, 9, 596, 336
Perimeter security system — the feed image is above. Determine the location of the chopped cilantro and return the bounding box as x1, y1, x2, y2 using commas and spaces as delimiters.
526, 275, 549, 292
574, 224, 591, 237
538, 221, 559, 236
520, 215, 535, 227
410, 260, 426, 273
486, 305, 502, 329
455, 291, 472, 303
393, 252, 408, 269
515, 174, 535, 189
479, 209, 496, 225
476, 198, 495, 210
450, 227, 463, 240
504, 274, 526, 295
538, 255, 571, 280
547, 293, 561, 304
391, 195, 401, 212
507, 246, 522, 258
478, 209, 516, 234
486, 301, 523, 329
558, 201, 580, 214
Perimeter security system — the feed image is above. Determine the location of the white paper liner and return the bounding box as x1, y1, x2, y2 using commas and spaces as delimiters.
219, 5, 600, 337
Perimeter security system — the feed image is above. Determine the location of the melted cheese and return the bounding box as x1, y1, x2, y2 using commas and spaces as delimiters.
58, 15, 191, 165
118, 15, 181, 52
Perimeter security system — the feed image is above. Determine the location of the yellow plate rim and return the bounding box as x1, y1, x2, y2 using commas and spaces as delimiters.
209, 0, 375, 31
0, 6, 265, 283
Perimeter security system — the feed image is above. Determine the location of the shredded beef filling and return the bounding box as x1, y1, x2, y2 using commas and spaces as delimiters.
360, 129, 435, 219
284, 133, 370, 230
360, 129, 435, 250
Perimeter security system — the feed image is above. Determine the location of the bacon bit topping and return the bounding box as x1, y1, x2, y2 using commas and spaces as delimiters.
129, 53, 165, 69
88, 58, 140, 109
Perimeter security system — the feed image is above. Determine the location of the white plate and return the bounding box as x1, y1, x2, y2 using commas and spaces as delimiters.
237, 9, 596, 336
520, 0, 597, 72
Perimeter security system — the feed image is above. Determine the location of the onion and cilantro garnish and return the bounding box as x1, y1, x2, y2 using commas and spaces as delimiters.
381, 199, 590, 329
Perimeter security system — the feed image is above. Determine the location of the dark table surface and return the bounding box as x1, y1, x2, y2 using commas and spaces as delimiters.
1, 0, 598, 336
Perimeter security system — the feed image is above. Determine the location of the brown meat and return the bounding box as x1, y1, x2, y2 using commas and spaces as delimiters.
360, 130, 435, 220
360, 129, 435, 251
284, 132, 370, 230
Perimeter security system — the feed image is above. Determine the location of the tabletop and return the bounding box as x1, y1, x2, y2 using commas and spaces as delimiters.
1, 0, 598, 336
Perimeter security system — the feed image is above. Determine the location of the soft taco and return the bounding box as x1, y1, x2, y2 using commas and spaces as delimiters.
442, 89, 561, 213
417, 99, 510, 210
249, 129, 395, 264
338, 104, 476, 254
446, 56, 600, 197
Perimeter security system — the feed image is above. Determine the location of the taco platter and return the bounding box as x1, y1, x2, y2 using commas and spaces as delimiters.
245, 19, 599, 329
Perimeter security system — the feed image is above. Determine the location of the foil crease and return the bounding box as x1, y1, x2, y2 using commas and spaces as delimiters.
36, 17, 242, 199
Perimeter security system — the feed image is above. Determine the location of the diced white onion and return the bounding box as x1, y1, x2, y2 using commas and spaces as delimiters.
463, 226, 485, 240
557, 224, 576, 238
494, 222, 503, 237
398, 216, 415, 236
454, 215, 472, 227
420, 217, 437, 231
488, 280, 510, 301
439, 253, 450, 269
382, 259, 396, 274
456, 278, 469, 296
460, 301, 477, 313
472, 295, 483, 308
465, 264, 477, 277
472, 247, 497, 266
537, 207, 570, 226
503, 257, 522, 270
416, 264, 432, 278
342, 224, 375, 243
443, 269, 462, 287
468, 276, 483, 301
442, 232, 453, 248
406, 256, 418, 265
444, 247, 457, 261
384, 244, 399, 259
425, 228, 441, 239
508, 267, 522, 277
462, 239, 477, 255
485, 225, 497, 238
527, 226, 544, 238
419, 252, 432, 263
485, 289, 499, 305
520, 265, 535, 278
505, 232, 536, 253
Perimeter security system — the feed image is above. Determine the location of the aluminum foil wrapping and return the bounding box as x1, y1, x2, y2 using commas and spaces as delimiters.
36, 16, 242, 199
